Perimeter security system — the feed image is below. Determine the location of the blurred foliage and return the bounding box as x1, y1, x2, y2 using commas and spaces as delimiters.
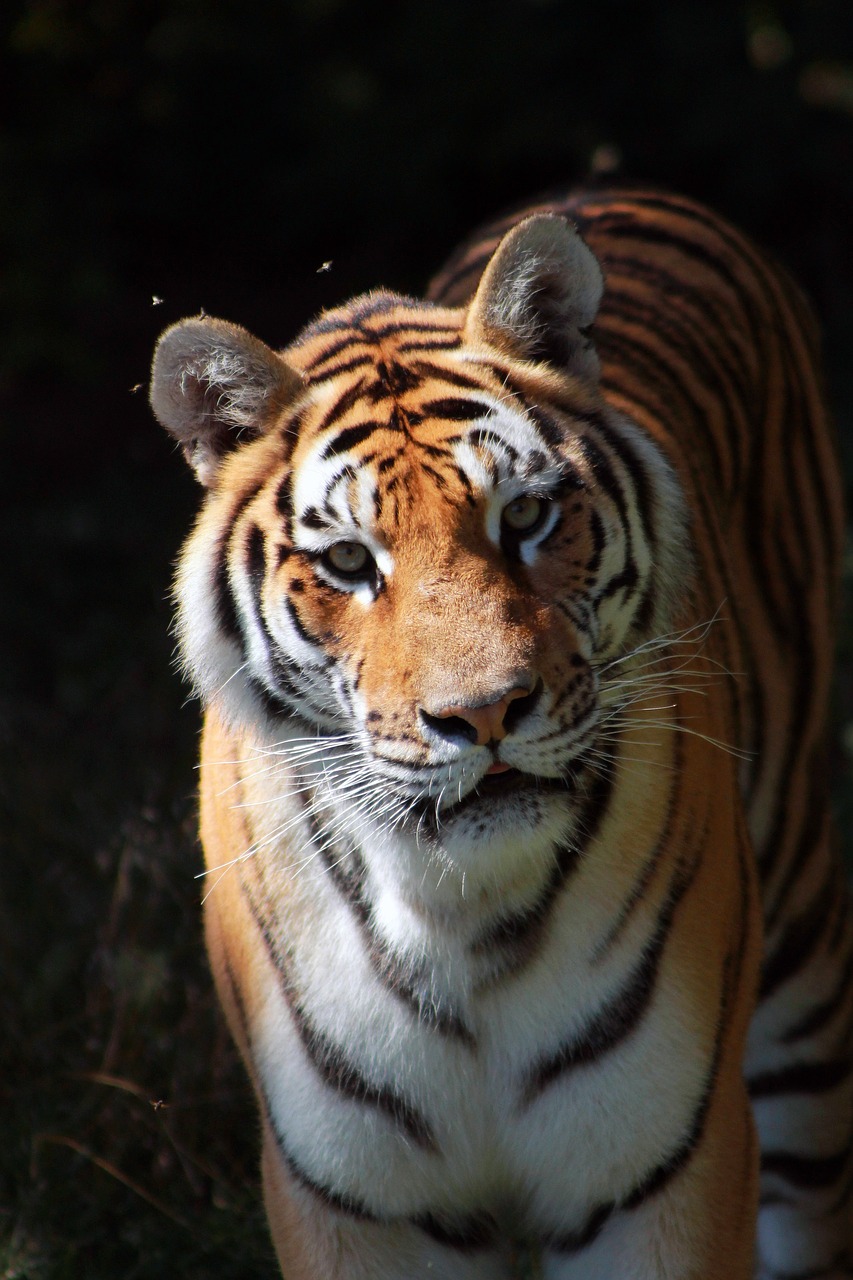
2, 0, 853, 1275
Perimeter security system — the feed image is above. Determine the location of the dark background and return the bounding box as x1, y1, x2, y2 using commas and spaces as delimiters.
3, 2, 853, 1276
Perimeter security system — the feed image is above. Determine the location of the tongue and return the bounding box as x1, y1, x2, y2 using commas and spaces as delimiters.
486, 762, 512, 775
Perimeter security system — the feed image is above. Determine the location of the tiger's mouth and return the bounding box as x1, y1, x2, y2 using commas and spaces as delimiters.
435, 766, 575, 823
471, 766, 526, 796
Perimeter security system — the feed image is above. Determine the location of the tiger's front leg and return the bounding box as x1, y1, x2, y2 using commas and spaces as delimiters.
260, 1136, 519, 1280
258, 1082, 760, 1280
262, 1129, 760, 1280
536, 1031, 759, 1279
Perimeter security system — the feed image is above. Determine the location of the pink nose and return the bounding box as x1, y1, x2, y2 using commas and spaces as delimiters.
431, 687, 531, 746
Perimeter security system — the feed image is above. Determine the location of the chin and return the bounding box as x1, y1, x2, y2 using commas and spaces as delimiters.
428, 768, 575, 831
413, 771, 579, 885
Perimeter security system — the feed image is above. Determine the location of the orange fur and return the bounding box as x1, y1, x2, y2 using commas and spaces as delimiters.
152, 187, 851, 1278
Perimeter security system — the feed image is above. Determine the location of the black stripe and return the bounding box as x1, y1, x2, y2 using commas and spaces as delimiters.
397, 336, 463, 354
584, 408, 662, 553
366, 319, 458, 341
299, 505, 331, 531
378, 448, 406, 474
283, 595, 321, 649
412, 1210, 495, 1250
599, 368, 670, 442
270, 1118, 381, 1223
420, 462, 450, 492
348, 294, 415, 327
220, 942, 383, 1224
306, 353, 373, 382
603, 270, 752, 413
598, 326, 728, 493
241, 877, 437, 1151
576, 430, 626, 518
245, 522, 266, 594
545, 1202, 613, 1254
764, 758, 833, 934
592, 194, 839, 661
748, 1058, 853, 1098
547, 1003, 728, 1253
422, 397, 489, 421
598, 557, 639, 601
760, 870, 841, 1000
275, 470, 293, 521
302, 333, 363, 372
762, 1147, 851, 1190
472, 756, 614, 978
212, 538, 243, 647
592, 729, 685, 960
471, 843, 579, 971
272, 640, 314, 699
451, 464, 477, 507
469, 426, 518, 462
212, 479, 270, 650
602, 189, 782, 325
585, 508, 606, 574
831, 1158, 853, 1217
621, 986, 729, 1206
366, 358, 422, 399
600, 244, 749, 343
521, 940, 662, 1103
523, 401, 569, 451
301, 1022, 437, 1151
782, 942, 853, 1045
784, 326, 843, 580
305, 811, 477, 1045
419, 441, 457, 461
541, 800, 736, 1258
754, 553, 826, 893
220, 942, 253, 1056
574, 428, 644, 612
245, 673, 289, 717
321, 421, 381, 458
240, 523, 310, 711
504, 373, 612, 460
521, 819, 702, 1105
590, 207, 772, 331
316, 379, 367, 436
409, 359, 486, 390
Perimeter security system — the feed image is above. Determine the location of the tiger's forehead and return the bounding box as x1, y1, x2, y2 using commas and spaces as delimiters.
288, 357, 565, 542
287, 290, 467, 385
279, 292, 587, 544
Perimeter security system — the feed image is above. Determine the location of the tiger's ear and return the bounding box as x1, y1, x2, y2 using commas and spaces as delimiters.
149, 316, 304, 486
465, 215, 604, 379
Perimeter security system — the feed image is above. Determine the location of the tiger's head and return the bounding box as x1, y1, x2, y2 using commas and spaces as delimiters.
151, 216, 689, 884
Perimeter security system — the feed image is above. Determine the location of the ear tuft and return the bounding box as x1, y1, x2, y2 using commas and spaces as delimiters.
149, 316, 303, 485
465, 215, 604, 379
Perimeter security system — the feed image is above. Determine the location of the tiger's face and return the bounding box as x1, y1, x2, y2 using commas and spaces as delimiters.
151, 216, 689, 884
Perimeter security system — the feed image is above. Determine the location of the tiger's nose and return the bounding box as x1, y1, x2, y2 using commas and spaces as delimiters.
420, 684, 540, 747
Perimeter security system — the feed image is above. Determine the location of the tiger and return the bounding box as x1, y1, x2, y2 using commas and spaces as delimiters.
149, 185, 853, 1279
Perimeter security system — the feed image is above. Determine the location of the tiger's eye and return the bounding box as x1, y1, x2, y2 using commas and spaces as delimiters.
502, 495, 544, 532
325, 542, 370, 576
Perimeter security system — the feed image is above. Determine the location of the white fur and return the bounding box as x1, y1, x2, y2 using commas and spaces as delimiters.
237, 704, 721, 1262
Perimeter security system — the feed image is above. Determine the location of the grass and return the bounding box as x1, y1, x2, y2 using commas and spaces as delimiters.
1, 427, 278, 1277
2, 713, 278, 1279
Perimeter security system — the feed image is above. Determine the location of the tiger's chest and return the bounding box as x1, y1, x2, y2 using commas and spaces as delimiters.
241, 791, 727, 1238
